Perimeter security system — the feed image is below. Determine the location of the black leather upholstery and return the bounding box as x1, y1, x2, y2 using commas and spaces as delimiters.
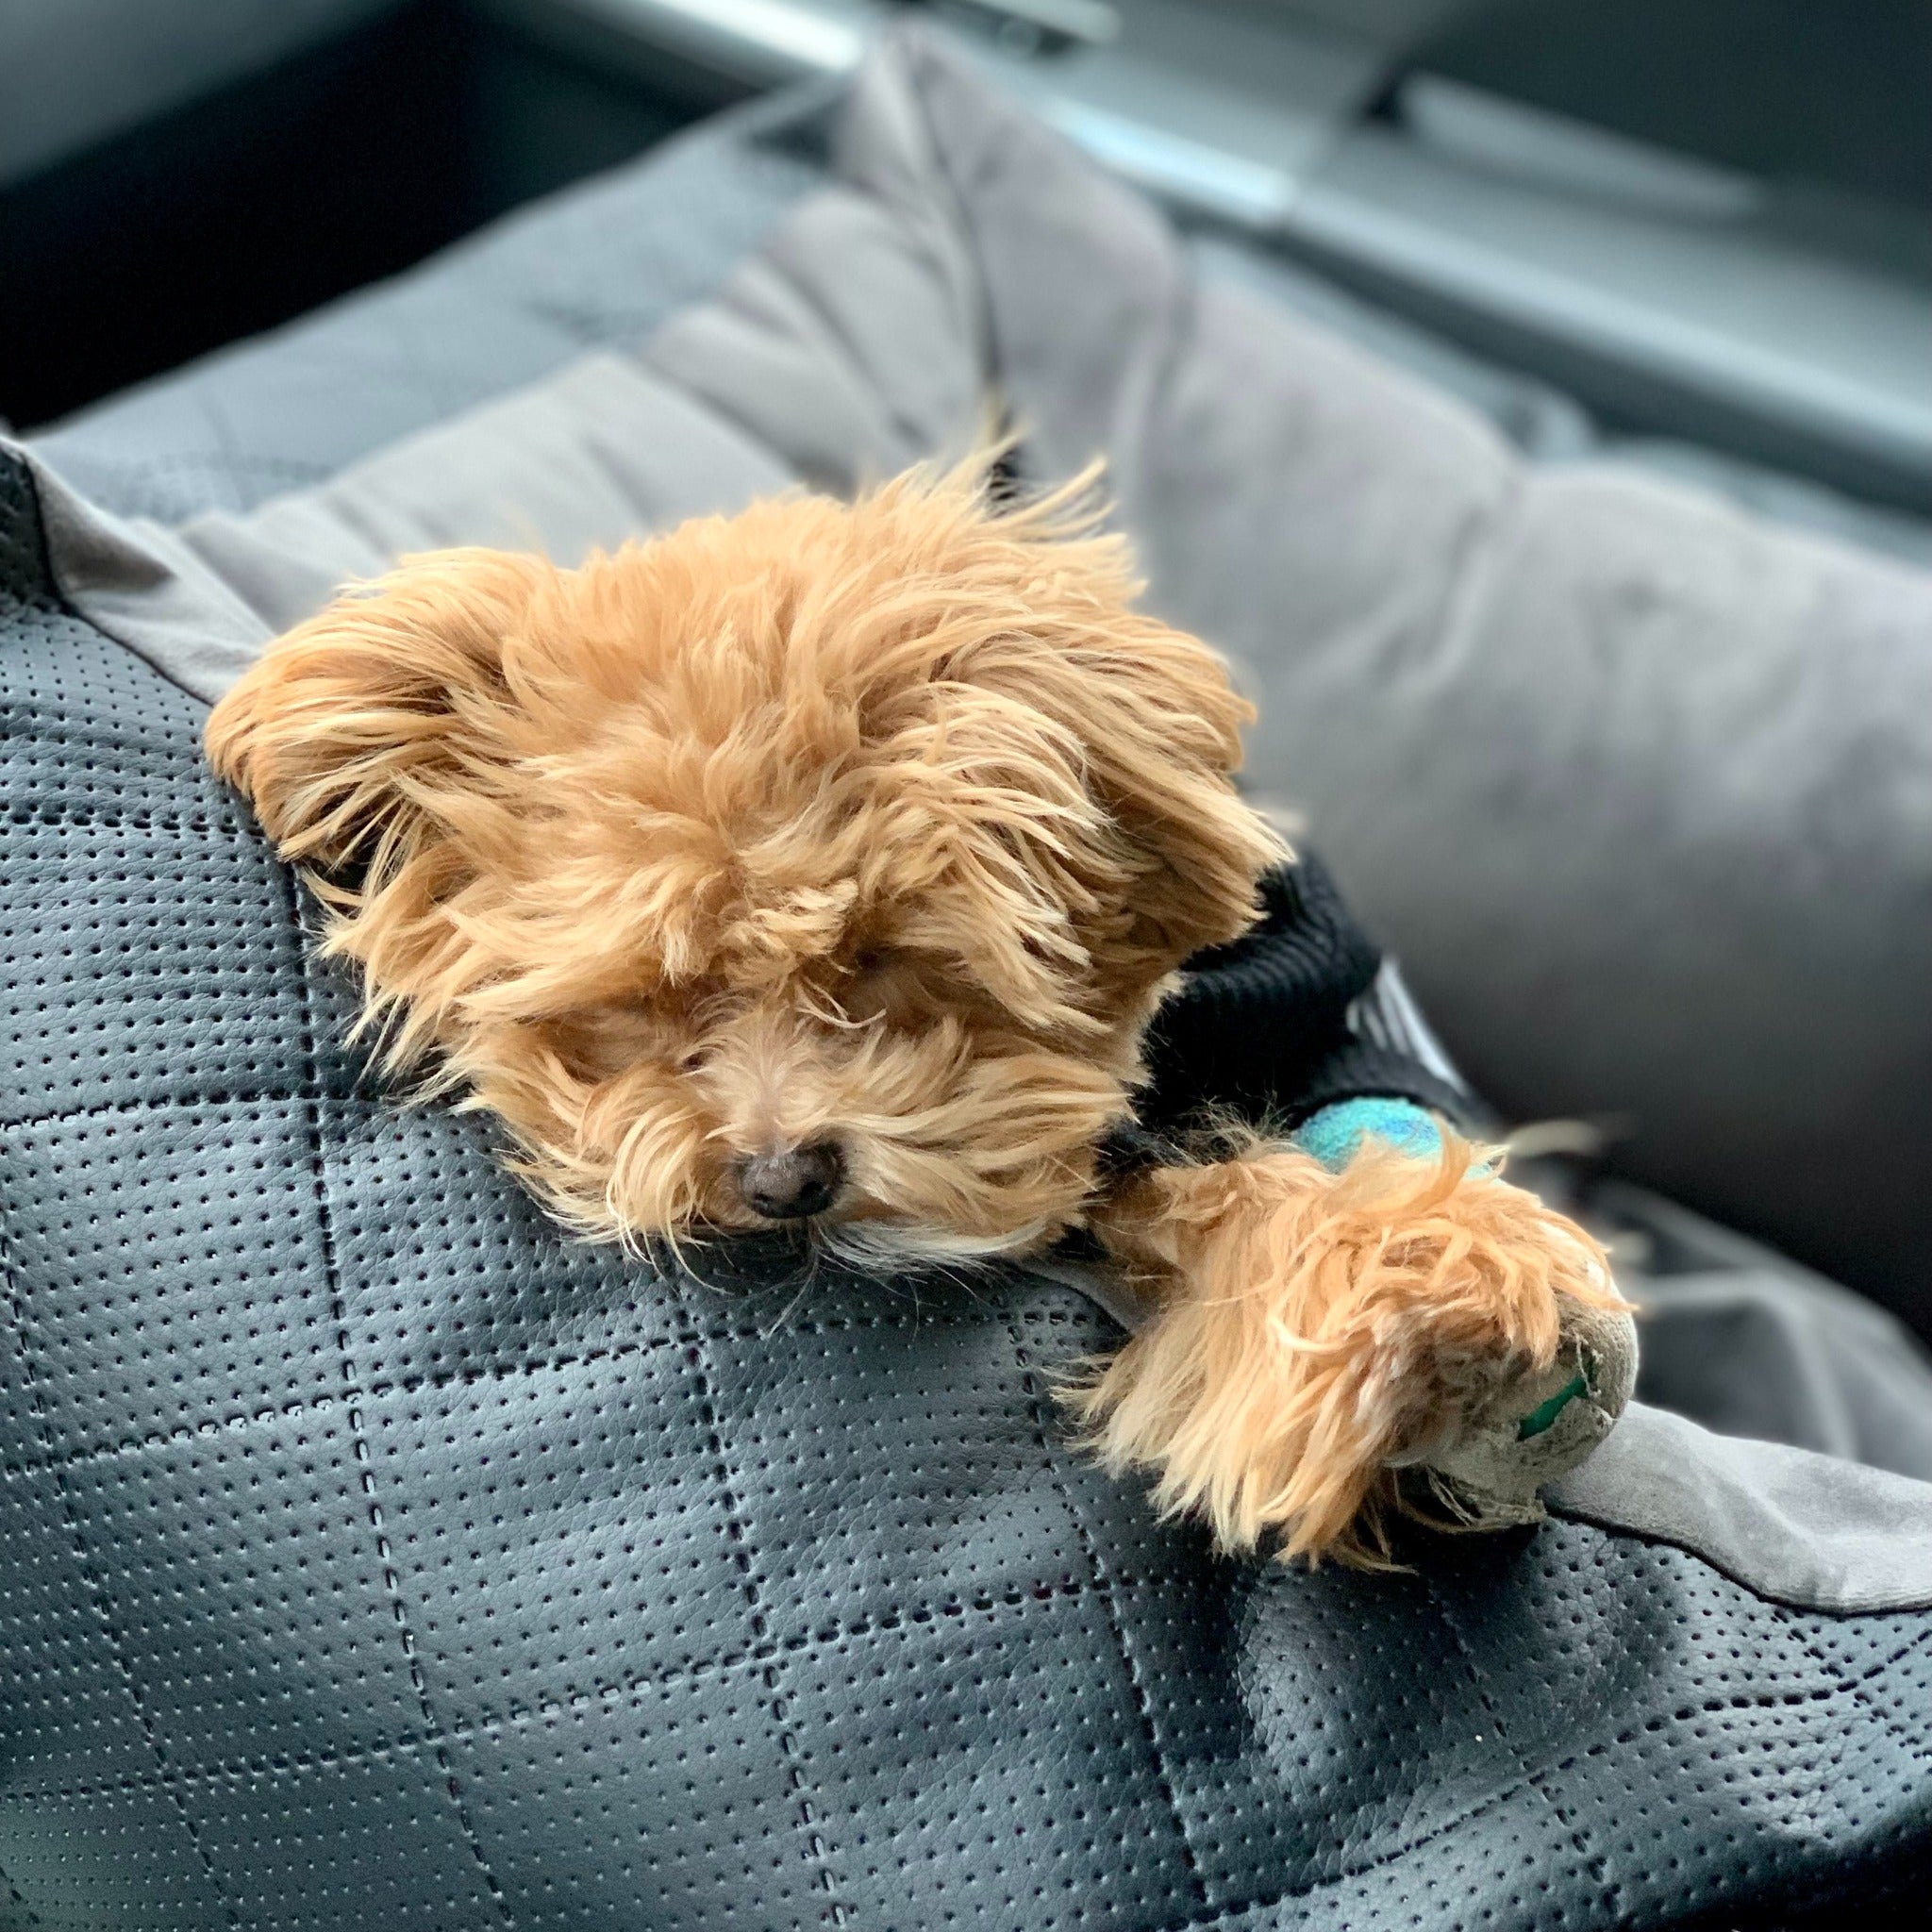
2, 450, 1928, 1927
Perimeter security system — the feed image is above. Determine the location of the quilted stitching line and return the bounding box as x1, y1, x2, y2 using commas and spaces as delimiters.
1862, 1614, 1932, 1691
1788, 1545, 1929, 1798
17, 1659, 1910, 1924
1007, 1305, 1212, 1916
684, 1328, 858, 1926
1, 807, 225, 832
1422, 1571, 1617, 1918
0, 1091, 378, 1135
1783, 1622, 1911, 1910
286, 884, 517, 1931
0, 718, 201, 759
0, 1307, 1095, 1480
8, 1566, 1155, 1808
0, 1157, 242, 1929
0, 1852, 44, 1929
1151, 1690, 1892, 1932
1797, 1613, 1932, 1767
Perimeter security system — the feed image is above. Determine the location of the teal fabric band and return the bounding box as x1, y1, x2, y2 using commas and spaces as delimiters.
1292, 1096, 1444, 1174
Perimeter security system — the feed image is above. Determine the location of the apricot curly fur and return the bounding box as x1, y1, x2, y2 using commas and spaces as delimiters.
207, 459, 1279, 1257
206, 455, 1625, 1563
1071, 1129, 1621, 1565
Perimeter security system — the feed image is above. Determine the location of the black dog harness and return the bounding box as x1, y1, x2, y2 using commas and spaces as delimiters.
1099, 855, 1474, 1178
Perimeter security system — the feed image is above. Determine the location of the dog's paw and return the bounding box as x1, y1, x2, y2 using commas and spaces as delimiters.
1074, 1136, 1626, 1563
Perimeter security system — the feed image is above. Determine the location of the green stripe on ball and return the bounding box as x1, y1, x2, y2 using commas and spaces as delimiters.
1518, 1372, 1591, 1439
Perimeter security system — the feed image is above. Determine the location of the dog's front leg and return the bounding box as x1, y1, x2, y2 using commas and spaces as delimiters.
1072, 1130, 1626, 1563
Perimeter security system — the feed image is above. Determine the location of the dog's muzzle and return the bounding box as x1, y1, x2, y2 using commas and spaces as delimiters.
736, 1141, 845, 1220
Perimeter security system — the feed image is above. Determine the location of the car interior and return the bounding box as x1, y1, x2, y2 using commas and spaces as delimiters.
8, 0, 1932, 516
5, 3, 1932, 1927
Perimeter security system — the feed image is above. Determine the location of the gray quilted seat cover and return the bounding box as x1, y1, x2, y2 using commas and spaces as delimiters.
8, 33, 1932, 1928
5, 440, 1932, 1929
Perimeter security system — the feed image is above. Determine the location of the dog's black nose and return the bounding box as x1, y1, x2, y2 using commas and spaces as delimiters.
737, 1141, 845, 1221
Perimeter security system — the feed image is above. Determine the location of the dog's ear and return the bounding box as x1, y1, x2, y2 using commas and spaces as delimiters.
205, 549, 563, 1058
1040, 589, 1283, 963
205, 547, 548, 872
924, 470, 1285, 970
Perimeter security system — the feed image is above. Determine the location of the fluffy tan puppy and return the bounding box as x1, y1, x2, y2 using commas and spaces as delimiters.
206, 462, 1618, 1562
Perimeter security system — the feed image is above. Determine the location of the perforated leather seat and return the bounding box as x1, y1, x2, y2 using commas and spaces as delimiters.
5, 407, 1931, 1932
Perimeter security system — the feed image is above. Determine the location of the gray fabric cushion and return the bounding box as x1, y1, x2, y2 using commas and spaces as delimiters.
1191, 234, 1932, 575
126, 352, 798, 635
1591, 1176, 1932, 1480
5, 425, 1932, 1929
1549, 1403, 1932, 1614
1641, 1272, 1932, 1474
811, 38, 1932, 1314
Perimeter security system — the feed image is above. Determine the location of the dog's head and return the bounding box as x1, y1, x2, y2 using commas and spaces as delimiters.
207, 465, 1282, 1261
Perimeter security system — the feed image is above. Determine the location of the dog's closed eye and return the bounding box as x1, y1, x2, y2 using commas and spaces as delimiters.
539, 1000, 690, 1083
838, 943, 941, 1029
